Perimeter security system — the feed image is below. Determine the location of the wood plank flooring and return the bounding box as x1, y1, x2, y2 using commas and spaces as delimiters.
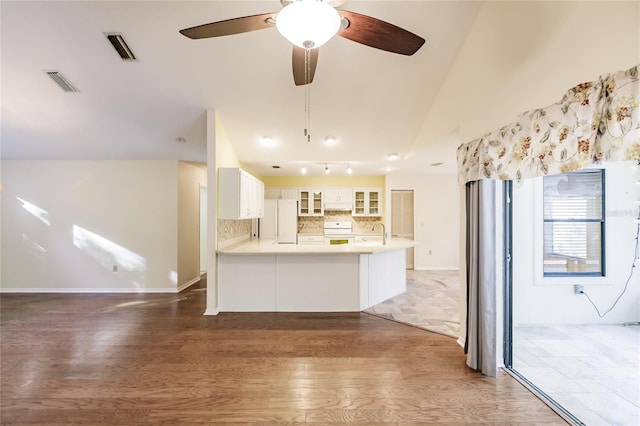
1, 281, 565, 425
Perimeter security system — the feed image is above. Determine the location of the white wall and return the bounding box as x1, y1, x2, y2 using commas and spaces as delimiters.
199, 186, 207, 273
178, 162, 207, 290
413, 1, 640, 152
205, 110, 219, 315
1, 160, 180, 292
512, 161, 640, 325
430, 1, 640, 346
386, 173, 459, 270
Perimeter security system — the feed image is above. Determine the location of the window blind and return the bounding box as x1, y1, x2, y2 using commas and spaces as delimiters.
543, 170, 604, 275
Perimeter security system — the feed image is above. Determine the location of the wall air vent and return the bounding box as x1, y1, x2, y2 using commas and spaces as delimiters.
45, 71, 79, 92
105, 33, 137, 61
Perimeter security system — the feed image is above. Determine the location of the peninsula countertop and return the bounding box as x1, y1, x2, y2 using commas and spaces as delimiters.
217, 238, 418, 255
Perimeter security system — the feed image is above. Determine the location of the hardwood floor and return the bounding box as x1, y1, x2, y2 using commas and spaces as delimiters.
1, 281, 565, 425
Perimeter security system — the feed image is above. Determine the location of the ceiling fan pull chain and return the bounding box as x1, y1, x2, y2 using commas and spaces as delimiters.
304, 46, 311, 142
306, 84, 311, 142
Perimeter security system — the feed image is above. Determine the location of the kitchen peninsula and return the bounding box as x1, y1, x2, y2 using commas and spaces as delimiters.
217, 238, 416, 312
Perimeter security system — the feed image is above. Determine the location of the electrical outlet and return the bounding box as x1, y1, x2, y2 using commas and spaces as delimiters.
574, 284, 583, 294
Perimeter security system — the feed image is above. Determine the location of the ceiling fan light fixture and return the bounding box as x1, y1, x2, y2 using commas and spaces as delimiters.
276, 0, 341, 49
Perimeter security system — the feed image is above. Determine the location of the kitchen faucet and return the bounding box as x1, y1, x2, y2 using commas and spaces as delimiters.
372, 222, 387, 245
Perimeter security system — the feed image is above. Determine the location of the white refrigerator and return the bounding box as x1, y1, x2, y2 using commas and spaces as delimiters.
261, 199, 298, 244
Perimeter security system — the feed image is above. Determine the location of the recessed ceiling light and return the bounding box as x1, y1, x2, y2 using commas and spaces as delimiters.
387, 153, 399, 161
261, 136, 275, 146
383, 166, 393, 172
324, 137, 337, 146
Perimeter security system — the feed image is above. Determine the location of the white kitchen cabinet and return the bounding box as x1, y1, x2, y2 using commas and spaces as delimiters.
324, 188, 353, 210
264, 188, 280, 199
299, 189, 323, 216
353, 188, 381, 216
297, 235, 324, 245
255, 180, 264, 217
264, 188, 299, 200
281, 189, 299, 200
218, 167, 265, 219
355, 235, 384, 244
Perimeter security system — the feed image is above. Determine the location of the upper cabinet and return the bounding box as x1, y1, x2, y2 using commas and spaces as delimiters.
280, 189, 299, 200
265, 188, 299, 200
267, 186, 381, 217
264, 188, 280, 199
353, 188, 381, 217
218, 167, 264, 219
299, 189, 323, 216
324, 188, 354, 210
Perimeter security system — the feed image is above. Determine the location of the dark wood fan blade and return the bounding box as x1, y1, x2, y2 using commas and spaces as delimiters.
292, 46, 318, 86
180, 12, 277, 39
337, 10, 425, 55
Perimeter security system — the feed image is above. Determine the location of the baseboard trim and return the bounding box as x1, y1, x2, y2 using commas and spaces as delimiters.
413, 267, 460, 271
177, 276, 201, 293
204, 307, 219, 316
0, 287, 177, 294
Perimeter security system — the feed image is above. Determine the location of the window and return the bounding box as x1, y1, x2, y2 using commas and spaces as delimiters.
543, 169, 605, 276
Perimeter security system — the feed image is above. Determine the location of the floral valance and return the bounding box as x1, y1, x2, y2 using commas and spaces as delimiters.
457, 65, 640, 184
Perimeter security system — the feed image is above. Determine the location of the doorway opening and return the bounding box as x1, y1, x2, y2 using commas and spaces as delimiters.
504, 161, 640, 425
365, 188, 460, 338
391, 189, 415, 269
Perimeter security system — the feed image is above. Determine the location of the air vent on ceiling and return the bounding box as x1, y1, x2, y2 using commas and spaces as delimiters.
105, 33, 137, 61
45, 71, 79, 92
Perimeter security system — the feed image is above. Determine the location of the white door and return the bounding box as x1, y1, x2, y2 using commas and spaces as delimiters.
391, 190, 415, 269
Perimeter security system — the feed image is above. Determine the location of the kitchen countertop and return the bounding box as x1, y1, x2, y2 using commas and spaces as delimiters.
217, 238, 418, 255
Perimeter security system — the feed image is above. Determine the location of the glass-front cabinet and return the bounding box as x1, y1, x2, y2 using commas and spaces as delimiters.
353, 188, 381, 217
299, 189, 323, 216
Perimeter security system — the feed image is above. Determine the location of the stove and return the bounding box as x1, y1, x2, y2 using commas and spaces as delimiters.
323, 221, 354, 245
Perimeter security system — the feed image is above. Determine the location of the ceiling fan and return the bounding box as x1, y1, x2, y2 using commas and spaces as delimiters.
179, 0, 425, 86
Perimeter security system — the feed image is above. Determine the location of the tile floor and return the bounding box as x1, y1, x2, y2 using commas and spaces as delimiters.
513, 324, 640, 426
365, 270, 640, 425
364, 269, 460, 338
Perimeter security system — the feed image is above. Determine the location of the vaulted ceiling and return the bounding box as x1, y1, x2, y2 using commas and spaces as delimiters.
1, 1, 483, 176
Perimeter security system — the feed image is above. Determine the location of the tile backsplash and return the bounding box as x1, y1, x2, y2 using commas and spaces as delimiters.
353, 217, 385, 234
298, 214, 384, 234
218, 214, 384, 245
217, 219, 252, 245
297, 216, 323, 233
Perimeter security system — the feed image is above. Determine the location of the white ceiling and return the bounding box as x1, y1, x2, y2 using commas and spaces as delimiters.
1, 1, 483, 176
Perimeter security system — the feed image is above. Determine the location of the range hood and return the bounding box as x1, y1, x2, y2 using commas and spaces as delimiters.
324, 202, 353, 211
